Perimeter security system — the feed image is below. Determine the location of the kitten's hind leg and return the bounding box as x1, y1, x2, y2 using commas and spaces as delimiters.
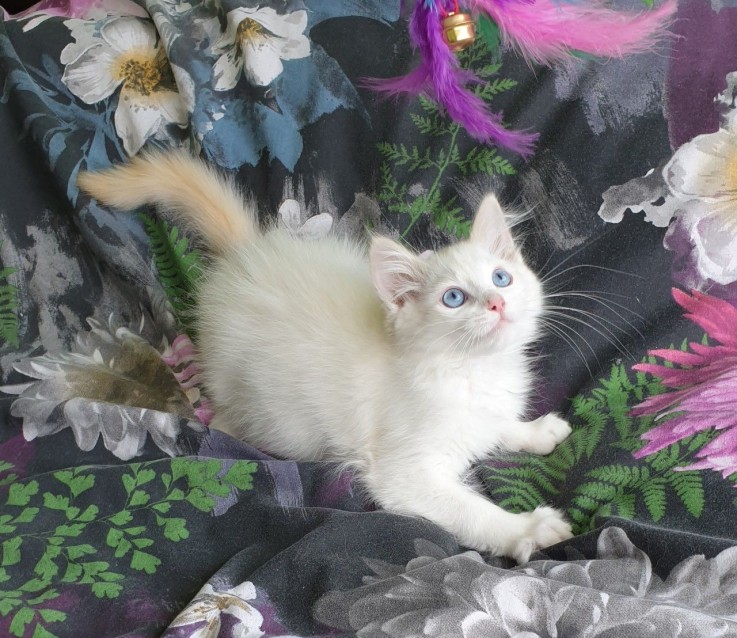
501, 413, 572, 455
365, 463, 572, 563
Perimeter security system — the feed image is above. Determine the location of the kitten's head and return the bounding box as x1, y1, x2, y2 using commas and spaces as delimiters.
370, 195, 542, 356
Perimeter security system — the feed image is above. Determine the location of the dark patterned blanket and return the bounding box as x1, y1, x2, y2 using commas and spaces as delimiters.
1, 0, 737, 636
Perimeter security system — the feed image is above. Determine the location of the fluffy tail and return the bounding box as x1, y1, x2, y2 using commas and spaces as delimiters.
77, 150, 257, 254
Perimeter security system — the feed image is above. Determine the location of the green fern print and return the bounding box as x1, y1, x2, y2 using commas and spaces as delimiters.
0, 458, 257, 638
140, 214, 205, 330
377, 34, 516, 240
0, 242, 20, 348
484, 359, 712, 535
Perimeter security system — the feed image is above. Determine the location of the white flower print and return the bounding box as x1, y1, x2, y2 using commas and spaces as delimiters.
661, 126, 737, 285
598, 71, 737, 288
277, 199, 333, 240
165, 581, 265, 638
61, 16, 187, 155
211, 6, 310, 90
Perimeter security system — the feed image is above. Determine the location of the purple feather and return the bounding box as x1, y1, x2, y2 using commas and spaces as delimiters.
368, 0, 674, 156
365, 0, 537, 155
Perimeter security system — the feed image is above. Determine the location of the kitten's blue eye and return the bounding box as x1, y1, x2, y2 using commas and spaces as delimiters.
492, 269, 512, 287
442, 288, 467, 308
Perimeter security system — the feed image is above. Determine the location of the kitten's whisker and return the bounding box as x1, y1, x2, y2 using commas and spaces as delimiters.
422, 322, 468, 358
546, 304, 636, 339
537, 250, 557, 279
454, 334, 471, 358
539, 223, 620, 279
543, 318, 596, 361
448, 331, 469, 357
454, 327, 479, 358
543, 280, 639, 303
546, 288, 635, 301
545, 291, 645, 322
472, 327, 486, 352
545, 309, 633, 359
541, 264, 644, 286
546, 308, 628, 350
539, 318, 595, 376
545, 291, 646, 335
540, 322, 588, 369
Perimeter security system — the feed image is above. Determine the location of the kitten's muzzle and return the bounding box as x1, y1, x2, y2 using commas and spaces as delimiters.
486, 295, 505, 314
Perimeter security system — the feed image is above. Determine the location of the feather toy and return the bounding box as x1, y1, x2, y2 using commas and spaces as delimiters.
470, 0, 678, 65
367, 0, 677, 156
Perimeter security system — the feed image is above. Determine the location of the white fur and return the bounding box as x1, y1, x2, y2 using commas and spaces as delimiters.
200, 195, 572, 562
79, 155, 573, 562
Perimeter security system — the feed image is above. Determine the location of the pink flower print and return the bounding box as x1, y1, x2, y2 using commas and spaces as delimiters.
631, 289, 737, 480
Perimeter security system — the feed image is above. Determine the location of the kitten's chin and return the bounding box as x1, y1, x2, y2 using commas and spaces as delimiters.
481, 316, 538, 349
482, 314, 508, 336
482, 321, 503, 340
468, 319, 506, 349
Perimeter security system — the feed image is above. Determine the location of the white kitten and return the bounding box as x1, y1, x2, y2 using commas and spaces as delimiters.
78, 151, 573, 562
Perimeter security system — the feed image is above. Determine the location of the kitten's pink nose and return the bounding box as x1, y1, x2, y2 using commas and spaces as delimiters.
486, 296, 505, 313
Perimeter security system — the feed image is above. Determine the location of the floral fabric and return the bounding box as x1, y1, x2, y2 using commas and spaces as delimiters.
1, 0, 737, 636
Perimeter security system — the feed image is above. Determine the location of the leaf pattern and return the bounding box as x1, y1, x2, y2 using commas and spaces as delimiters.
485, 362, 710, 534
377, 36, 517, 241
0, 244, 19, 349
0, 459, 257, 638
140, 214, 205, 331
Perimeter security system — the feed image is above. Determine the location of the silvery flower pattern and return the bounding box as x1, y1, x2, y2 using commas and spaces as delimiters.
1, 312, 205, 460
315, 528, 737, 637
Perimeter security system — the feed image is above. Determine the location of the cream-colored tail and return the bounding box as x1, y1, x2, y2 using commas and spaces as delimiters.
77, 150, 257, 254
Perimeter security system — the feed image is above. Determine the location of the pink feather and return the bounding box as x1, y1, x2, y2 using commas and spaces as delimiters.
468, 0, 677, 66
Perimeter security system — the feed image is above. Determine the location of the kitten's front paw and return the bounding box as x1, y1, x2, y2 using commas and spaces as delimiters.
508, 507, 573, 564
524, 414, 572, 455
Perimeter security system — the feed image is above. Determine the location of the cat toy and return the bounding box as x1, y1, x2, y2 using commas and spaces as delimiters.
366, 0, 677, 157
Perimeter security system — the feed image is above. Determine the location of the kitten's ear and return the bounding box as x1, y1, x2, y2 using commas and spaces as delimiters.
470, 195, 517, 258
370, 236, 426, 308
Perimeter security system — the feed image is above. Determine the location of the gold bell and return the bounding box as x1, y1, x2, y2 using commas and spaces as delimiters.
442, 12, 475, 52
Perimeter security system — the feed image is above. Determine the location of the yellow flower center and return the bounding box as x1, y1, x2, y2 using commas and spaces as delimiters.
116, 54, 162, 96
237, 18, 264, 44
715, 149, 737, 233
